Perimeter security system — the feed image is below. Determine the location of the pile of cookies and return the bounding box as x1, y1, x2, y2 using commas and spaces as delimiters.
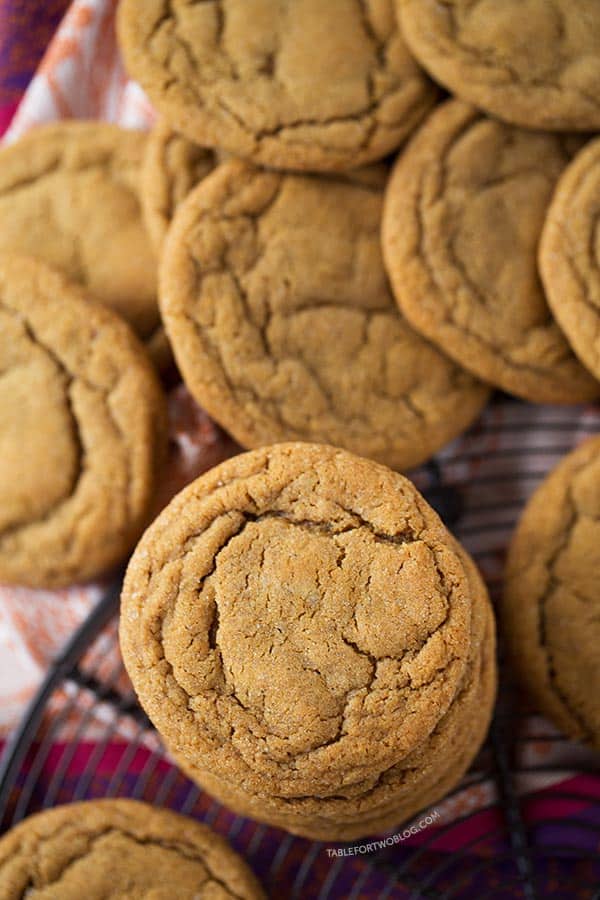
0, 0, 599, 880
120, 443, 497, 840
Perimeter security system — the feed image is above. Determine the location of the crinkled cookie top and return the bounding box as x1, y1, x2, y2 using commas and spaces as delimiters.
505, 436, 600, 749
0, 122, 160, 348
0, 799, 264, 899
118, 0, 437, 171
382, 100, 599, 404
0, 255, 167, 588
120, 442, 476, 797
159, 158, 489, 469
399, 0, 600, 131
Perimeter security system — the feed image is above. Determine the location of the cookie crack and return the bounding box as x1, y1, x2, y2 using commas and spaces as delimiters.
0, 145, 138, 200
551, 203, 600, 363
356, 0, 386, 104
536, 471, 597, 742
183, 198, 444, 444
438, 0, 600, 110
414, 149, 585, 383
0, 301, 135, 544
150, 1, 401, 153
0, 312, 84, 542
156, 503, 462, 765
26, 826, 243, 899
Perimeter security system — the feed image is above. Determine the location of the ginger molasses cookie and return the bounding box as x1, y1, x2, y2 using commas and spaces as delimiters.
0, 256, 167, 588
540, 138, 600, 383
141, 119, 219, 253
121, 442, 484, 804
117, 0, 437, 172
504, 436, 600, 750
159, 158, 489, 470
0, 799, 264, 899
0, 121, 167, 368
398, 0, 600, 132
382, 100, 599, 405
169, 558, 495, 839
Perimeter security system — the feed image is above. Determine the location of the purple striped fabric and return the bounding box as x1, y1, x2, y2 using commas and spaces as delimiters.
0, 0, 69, 135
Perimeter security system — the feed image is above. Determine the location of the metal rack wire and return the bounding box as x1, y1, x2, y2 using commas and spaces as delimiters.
1, 400, 599, 898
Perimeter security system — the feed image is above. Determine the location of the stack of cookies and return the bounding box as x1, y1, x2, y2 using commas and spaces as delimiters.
120, 442, 496, 840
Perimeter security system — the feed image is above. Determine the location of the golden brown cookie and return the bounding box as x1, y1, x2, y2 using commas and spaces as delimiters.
0, 121, 168, 368
141, 119, 219, 253
504, 436, 600, 750
540, 139, 600, 382
398, 0, 600, 132
0, 799, 264, 899
159, 158, 489, 470
117, 0, 437, 172
121, 442, 486, 808
170, 573, 495, 839
0, 256, 167, 588
382, 100, 599, 405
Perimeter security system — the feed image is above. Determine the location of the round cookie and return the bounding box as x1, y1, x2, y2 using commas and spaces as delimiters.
398, 0, 600, 132
141, 119, 219, 253
0, 799, 264, 899
117, 0, 438, 172
540, 138, 600, 382
382, 100, 599, 405
504, 436, 600, 749
159, 158, 489, 470
0, 121, 167, 368
120, 442, 480, 800
0, 256, 167, 588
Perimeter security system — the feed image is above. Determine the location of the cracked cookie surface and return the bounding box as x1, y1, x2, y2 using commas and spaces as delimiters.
141, 119, 220, 253
0, 121, 168, 368
504, 436, 600, 749
0, 799, 264, 899
159, 158, 489, 470
117, 0, 437, 172
398, 0, 600, 131
120, 442, 478, 798
0, 256, 167, 588
169, 557, 496, 839
540, 139, 600, 383
382, 100, 599, 404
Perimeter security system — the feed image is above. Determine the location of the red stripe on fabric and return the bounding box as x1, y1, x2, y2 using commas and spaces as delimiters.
0, 100, 17, 136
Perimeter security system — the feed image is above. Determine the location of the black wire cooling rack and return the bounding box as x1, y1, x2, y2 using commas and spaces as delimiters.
1, 400, 599, 899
